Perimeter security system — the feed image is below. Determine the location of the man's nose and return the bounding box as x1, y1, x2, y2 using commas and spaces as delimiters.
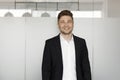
64, 22, 69, 26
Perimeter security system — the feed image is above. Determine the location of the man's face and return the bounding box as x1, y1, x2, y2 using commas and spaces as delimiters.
58, 15, 74, 35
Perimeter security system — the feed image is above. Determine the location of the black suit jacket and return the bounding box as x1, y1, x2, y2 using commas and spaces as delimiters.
42, 34, 91, 80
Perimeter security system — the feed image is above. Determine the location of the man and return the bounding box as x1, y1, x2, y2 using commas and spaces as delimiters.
42, 10, 91, 80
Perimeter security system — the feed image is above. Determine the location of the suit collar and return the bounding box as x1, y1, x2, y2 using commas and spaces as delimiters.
56, 34, 79, 65
56, 34, 79, 75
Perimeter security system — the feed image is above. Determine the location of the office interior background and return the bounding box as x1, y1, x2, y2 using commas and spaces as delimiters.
0, 0, 120, 80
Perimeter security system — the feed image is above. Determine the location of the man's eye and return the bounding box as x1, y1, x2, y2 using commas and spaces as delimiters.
59, 20, 72, 24
68, 20, 72, 23
60, 21, 64, 23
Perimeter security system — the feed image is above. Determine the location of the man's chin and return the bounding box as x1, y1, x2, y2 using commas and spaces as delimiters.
61, 31, 72, 35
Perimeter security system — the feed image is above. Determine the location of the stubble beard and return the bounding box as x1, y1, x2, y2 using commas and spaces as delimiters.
60, 30, 73, 35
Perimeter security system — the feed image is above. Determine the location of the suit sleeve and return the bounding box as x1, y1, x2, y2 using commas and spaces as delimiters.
81, 40, 91, 80
42, 40, 51, 80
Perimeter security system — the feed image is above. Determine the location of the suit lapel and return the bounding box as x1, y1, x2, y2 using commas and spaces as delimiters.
55, 34, 79, 67
55, 35, 63, 66
73, 35, 79, 67
55, 34, 79, 80
55, 34, 79, 65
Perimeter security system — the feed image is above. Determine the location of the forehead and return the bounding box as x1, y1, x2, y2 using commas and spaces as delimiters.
59, 15, 73, 21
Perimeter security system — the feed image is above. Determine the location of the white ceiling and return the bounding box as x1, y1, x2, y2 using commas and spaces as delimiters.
0, 0, 104, 2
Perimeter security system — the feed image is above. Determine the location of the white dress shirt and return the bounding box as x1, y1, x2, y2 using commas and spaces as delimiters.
60, 34, 77, 80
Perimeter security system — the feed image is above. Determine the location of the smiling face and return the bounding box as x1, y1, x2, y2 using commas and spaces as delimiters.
58, 15, 74, 35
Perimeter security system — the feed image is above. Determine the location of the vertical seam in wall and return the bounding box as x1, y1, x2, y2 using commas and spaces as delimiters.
24, 17, 27, 80
92, 0, 95, 79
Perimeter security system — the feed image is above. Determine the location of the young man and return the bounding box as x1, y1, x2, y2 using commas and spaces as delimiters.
42, 10, 91, 80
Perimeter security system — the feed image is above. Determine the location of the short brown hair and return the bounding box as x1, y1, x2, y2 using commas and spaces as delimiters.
57, 10, 73, 21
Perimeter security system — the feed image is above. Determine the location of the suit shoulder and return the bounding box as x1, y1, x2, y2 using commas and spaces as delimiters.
45, 35, 59, 43
74, 35, 85, 42
74, 35, 87, 48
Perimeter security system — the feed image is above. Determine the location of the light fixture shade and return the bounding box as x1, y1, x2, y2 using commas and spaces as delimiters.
22, 12, 32, 17
41, 12, 50, 17
4, 12, 14, 17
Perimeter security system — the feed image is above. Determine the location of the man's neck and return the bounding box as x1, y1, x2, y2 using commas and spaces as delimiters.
60, 33, 73, 42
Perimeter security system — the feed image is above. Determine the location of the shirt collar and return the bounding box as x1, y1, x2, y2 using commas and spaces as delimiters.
60, 34, 74, 43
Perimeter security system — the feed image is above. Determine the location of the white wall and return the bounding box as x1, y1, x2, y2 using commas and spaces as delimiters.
93, 19, 120, 80
0, 18, 25, 80
0, 18, 120, 80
